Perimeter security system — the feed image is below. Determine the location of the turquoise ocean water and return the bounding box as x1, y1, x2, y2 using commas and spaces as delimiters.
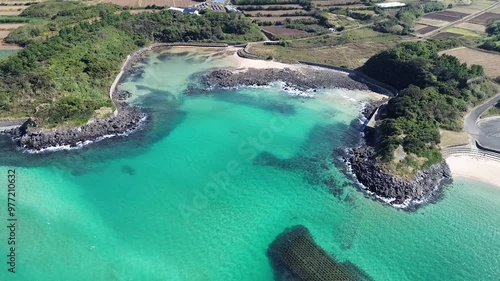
1, 48, 500, 281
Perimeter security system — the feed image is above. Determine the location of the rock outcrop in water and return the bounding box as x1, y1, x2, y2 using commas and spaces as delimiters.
203, 68, 374, 91
347, 146, 452, 208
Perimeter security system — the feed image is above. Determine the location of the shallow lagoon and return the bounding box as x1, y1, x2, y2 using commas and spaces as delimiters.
1, 48, 499, 281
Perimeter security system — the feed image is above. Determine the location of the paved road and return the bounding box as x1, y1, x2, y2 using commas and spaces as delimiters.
464, 93, 500, 152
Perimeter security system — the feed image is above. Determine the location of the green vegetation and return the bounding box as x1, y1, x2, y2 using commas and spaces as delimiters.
373, 2, 445, 35
480, 20, 500, 52
0, 16, 38, 23
0, 50, 19, 59
0, 2, 263, 126
5, 2, 119, 46
250, 28, 400, 68
445, 27, 481, 38
481, 101, 500, 118
362, 40, 494, 172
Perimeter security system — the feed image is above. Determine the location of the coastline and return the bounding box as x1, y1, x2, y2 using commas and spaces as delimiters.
446, 155, 500, 188
2, 43, 394, 152
3, 43, 499, 209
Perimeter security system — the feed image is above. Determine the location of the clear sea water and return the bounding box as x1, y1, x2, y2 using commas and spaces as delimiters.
1, 48, 500, 281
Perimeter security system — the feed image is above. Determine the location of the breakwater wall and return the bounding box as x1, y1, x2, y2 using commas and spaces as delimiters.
442, 144, 500, 162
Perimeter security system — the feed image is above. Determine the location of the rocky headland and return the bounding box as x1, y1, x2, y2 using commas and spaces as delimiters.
347, 146, 452, 208
343, 100, 453, 209
6, 107, 145, 152
2, 46, 150, 152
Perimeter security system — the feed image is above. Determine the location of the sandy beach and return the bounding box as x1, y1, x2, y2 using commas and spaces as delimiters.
225, 46, 296, 70
446, 155, 500, 187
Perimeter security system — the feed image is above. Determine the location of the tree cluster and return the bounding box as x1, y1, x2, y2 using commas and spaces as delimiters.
362, 40, 489, 167
480, 20, 500, 52
373, 2, 445, 35
0, 3, 262, 125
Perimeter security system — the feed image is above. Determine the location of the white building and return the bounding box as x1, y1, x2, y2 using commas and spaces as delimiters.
376, 2, 406, 8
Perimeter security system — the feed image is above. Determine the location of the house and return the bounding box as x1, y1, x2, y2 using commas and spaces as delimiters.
376, 2, 406, 8
168, 7, 200, 15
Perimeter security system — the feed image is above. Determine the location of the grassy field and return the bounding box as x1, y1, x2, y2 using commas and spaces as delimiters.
249, 28, 402, 69
439, 129, 470, 148
455, 22, 487, 33
446, 27, 482, 37
481, 101, 500, 118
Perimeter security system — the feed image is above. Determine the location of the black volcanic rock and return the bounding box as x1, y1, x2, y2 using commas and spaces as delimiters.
7, 108, 145, 151
203, 68, 373, 91
348, 146, 452, 208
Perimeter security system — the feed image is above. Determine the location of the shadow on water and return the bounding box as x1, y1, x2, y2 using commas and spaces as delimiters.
267, 225, 373, 281
253, 122, 361, 200
185, 83, 298, 116
0, 88, 187, 174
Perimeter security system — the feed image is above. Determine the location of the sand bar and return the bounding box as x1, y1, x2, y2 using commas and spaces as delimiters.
446, 155, 500, 187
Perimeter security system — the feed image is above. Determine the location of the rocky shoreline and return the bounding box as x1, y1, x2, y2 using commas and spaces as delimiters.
2, 46, 150, 152
202, 67, 375, 92
346, 146, 452, 208
6, 108, 145, 152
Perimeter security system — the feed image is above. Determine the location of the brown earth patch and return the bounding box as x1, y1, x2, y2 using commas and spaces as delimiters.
261, 26, 307, 39
250, 16, 315, 23
0, 30, 21, 50
244, 10, 307, 16
417, 25, 439, 34
432, 32, 462, 39
0, 23, 25, 30
441, 47, 500, 78
468, 12, 500, 25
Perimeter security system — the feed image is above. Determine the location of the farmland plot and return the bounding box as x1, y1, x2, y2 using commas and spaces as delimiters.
468, 12, 500, 25
244, 10, 308, 16
250, 16, 315, 23
441, 47, 500, 77
261, 26, 307, 39
422, 10, 469, 22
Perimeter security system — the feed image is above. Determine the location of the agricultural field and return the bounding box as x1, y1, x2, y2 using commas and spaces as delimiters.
441, 47, 500, 78
0, 23, 25, 29
468, 12, 500, 25
260, 26, 307, 39
100, 0, 198, 7
236, 4, 302, 9
445, 26, 482, 37
311, 0, 362, 6
422, 10, 469, 22
0, 29, 21, 50
249, 28, 401, 69
244, 10, 308, 16
455, 21, 487, 33
417, 17, 449, 27
432, 31, 462, 39
250, 16, 314, 23
416, 24, 439, 34
0, 5, 28, 16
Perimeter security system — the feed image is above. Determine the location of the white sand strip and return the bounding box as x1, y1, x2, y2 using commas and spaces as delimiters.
446, 155, 500, 187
